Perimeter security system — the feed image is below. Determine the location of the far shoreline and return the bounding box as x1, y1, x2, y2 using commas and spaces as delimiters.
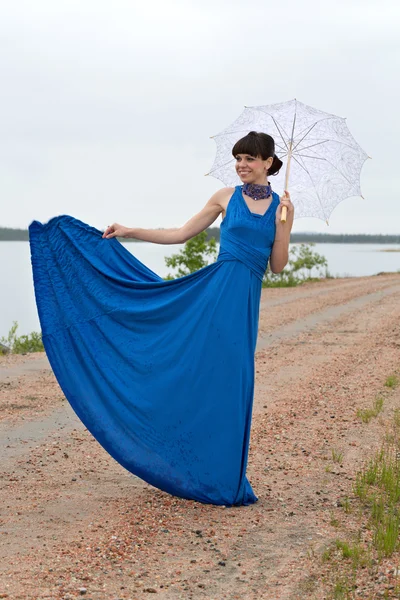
1, 226, 400, 245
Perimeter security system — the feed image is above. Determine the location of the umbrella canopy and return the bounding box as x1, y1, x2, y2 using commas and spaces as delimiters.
207, 98, 370, 224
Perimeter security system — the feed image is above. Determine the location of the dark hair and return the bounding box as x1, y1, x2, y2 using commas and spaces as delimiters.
231, 131, 283, 176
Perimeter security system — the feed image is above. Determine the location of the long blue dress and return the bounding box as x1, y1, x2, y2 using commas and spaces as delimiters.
28, 185, 280, 507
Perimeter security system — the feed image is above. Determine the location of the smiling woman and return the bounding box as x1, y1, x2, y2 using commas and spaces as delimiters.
29, 131, 293, 507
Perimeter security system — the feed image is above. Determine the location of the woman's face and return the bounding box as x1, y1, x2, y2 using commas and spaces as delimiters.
234, 153, 273, 185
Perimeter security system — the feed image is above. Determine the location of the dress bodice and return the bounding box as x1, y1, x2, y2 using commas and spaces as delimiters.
217, 186, 280, 280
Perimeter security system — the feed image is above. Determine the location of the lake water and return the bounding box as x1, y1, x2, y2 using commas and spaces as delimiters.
0, 241, 399, 339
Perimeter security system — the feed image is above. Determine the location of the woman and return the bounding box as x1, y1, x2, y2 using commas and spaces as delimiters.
29, 131, 294, 507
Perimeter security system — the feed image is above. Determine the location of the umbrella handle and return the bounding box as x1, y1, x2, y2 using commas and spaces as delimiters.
280, 142, 292, 223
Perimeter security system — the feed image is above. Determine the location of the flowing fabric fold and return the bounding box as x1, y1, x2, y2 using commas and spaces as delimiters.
29, 214, 261, 506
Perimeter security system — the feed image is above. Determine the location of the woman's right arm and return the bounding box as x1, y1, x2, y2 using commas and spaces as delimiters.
102, 187, 233, 244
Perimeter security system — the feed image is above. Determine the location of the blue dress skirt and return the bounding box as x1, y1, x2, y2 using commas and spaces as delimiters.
28, 185, 280, 506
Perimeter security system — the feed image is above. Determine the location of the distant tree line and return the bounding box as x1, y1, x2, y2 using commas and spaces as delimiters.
204, 229, 400, 244
285, 233, 400, 244
0, 227, 30, 241
1, 226, 400, 244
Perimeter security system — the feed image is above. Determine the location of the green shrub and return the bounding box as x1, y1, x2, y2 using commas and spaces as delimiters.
263, 243, 329, 288
164, 235, 330, 289
164, 231, 218, 279
0, 321, 44, 354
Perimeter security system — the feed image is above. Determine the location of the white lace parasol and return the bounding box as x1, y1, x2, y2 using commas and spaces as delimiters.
207, 98, 370, 224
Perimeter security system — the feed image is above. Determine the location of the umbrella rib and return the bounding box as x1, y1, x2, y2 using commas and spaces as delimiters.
274, 142, 288, 156
268, 115, 291, 152
304, 149, 355, 186
212, 128, 253, 139
298, 138, 362, 153
278, 140, 330, 158
292, 122, 318, 144
291, 115, 343, 147
286, 153, 315, 179
291, 122, 319, 152
251, 107, 292, 147
295, 154, 326, 160
294, 139, 332, 153
291, 119, 339, 147
290, 153, 329, 221
208, 157, 236, 173
293, 148, 356, 206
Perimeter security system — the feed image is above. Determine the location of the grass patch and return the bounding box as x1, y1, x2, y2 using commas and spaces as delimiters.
313, 370, 400, 598
335, 538, 370, 568
330, 513, 340, 528
342, 497, 352, 514
332, 577, 352, 599
385, 374, 399, 389
331, 449, 344, 464
295, 574, 319, 595
321, 536, 372, 598
357, 396, 384, 423
356, 373, 398, 424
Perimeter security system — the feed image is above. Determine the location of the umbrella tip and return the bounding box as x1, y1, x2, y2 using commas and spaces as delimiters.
361, 195, 364, 199
325, 219, 329, 226
205, 173, 209, 176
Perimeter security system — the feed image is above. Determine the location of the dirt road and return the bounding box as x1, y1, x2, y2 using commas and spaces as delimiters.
1, 273, 400, 599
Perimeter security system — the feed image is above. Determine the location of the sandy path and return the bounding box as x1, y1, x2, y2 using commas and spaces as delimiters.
0, 273, 399, 599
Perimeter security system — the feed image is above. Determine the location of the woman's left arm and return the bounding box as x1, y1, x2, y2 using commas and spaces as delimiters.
269, 191, 294, 274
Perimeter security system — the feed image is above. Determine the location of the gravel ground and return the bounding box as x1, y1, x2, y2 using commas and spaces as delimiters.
0, 273, 399, 600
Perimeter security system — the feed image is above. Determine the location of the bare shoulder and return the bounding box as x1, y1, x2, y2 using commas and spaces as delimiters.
208, 186, 236, 211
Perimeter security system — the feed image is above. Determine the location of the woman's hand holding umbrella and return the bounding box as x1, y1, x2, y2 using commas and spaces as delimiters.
277, 190, 294, 227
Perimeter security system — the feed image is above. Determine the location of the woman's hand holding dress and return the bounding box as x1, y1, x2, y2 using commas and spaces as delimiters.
102, 223, 131, 239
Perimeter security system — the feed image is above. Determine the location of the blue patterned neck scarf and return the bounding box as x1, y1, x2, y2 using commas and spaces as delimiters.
242, 182, 272, 200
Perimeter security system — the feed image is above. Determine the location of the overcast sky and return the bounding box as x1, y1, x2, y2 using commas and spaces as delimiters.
1, 0, 399, 234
